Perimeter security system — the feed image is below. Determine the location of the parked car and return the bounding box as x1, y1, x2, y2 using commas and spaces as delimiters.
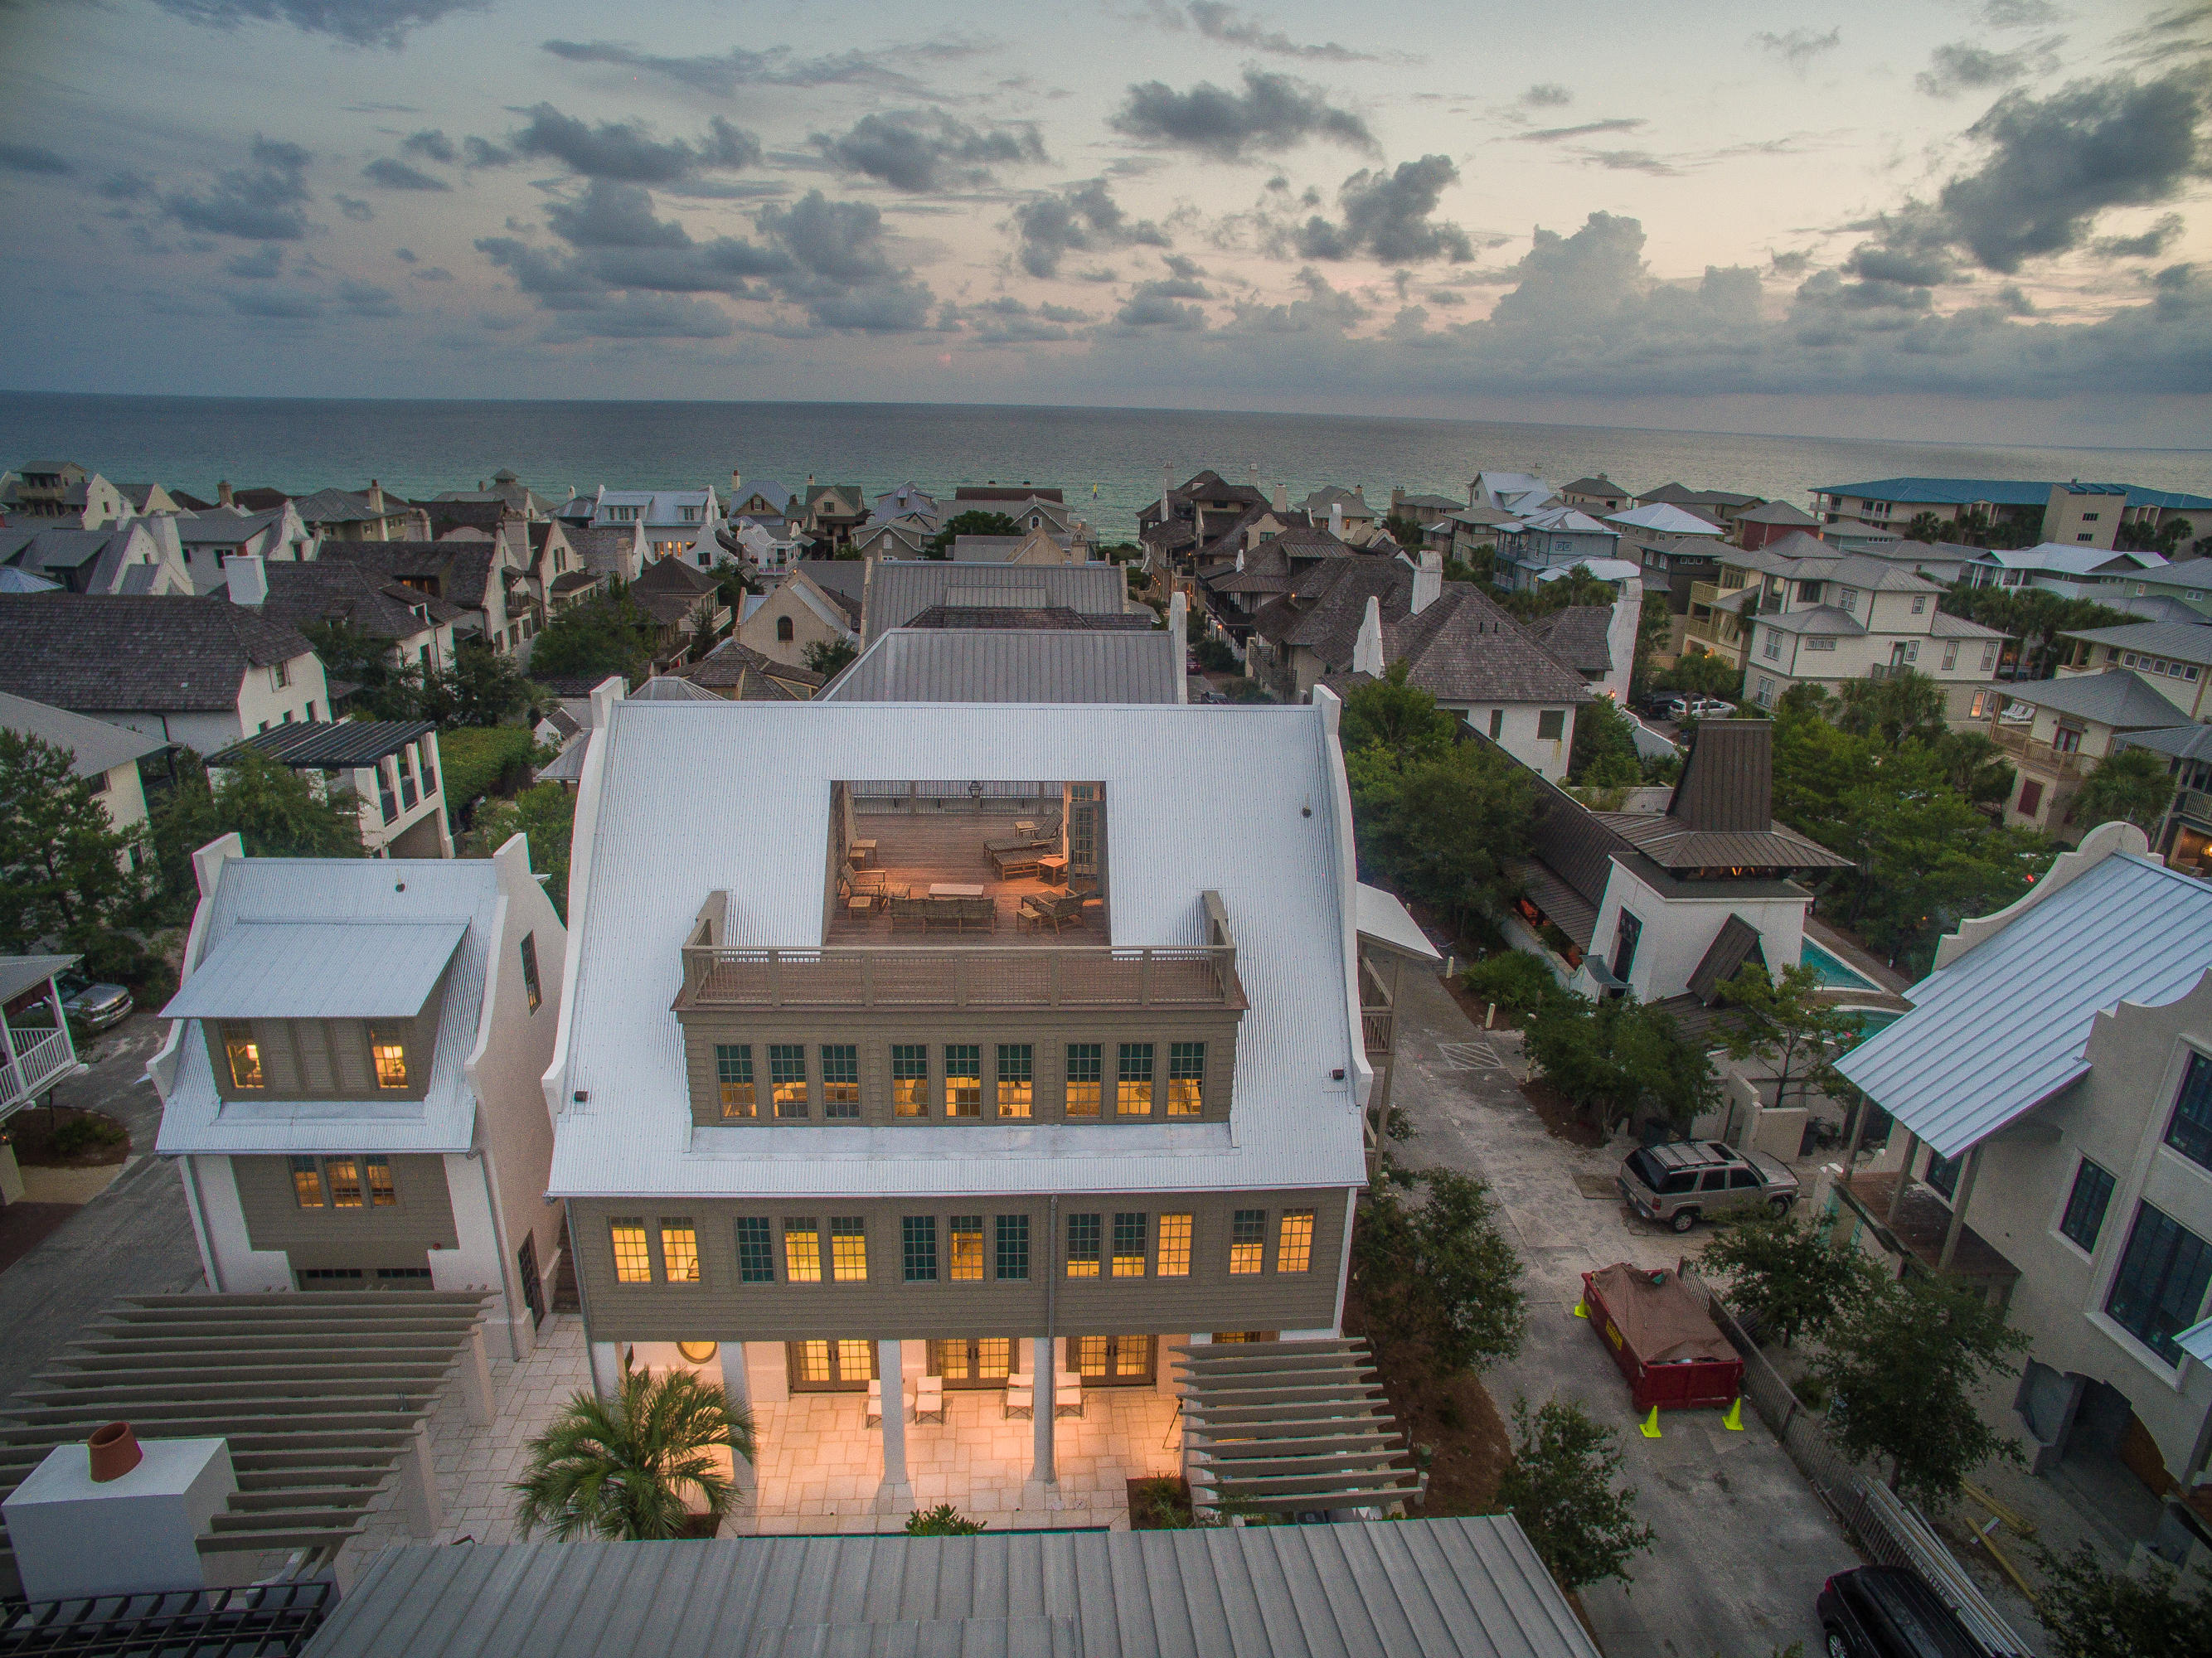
1662, 695, 1736, 720
1817, 1565, 1991, 1657
56, 972, 132, 1032
1618, 1140, 1798, 1233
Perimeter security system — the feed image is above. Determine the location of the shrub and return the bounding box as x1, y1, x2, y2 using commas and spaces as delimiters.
437, 726, 539, 826
1496, 1396, 1654, 1592
1459, 951, 1559, 1017
905, 1504, 986, 1535
51, 1115, 125, 1157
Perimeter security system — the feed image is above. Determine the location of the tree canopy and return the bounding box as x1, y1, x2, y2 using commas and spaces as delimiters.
527, 588, 661, 683
1353, 1168, 1526, 1374
1716, 961, 1862, 1113
2035, 1540, 2212, 1658
465, 781, 576, 920
0, 730, 150, 960
1496, 1397, 1655, 1592
1524, 991, 1718, 1133
1569, 694, 1642, 789
1701, 1211, 1880, 1347
924, 510, 1021, 559
2072, 747, 2176, 833
149, 747, 361, 904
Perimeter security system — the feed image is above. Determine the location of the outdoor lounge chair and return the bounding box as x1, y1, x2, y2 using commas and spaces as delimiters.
983, 832, 1053, 858
991, 846, 1043, 880
1019, 893, 1085, 934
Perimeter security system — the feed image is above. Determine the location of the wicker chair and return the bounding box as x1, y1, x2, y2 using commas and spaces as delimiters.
1019, 893, 1086, 934
888, 894, 933, 932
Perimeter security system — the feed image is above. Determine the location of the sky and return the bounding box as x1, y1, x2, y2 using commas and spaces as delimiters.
2, 0, 2210, 445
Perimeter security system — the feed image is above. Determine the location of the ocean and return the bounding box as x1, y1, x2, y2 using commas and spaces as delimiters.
3, 391, 2209, 541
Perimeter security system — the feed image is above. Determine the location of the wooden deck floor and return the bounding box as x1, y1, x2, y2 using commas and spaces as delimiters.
833, 813, 1100, 945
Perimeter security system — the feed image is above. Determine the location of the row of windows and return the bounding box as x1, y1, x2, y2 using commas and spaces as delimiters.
289, 1154, 397, 1210
608, 1206, 1314, 1287
712, 1041, 1206, 1121
223, 1021, 411, 1093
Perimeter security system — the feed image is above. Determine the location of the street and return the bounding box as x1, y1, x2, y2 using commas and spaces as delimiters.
1390, 963, 1862, 1658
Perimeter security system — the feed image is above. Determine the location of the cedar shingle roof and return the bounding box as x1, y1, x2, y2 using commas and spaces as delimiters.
1526, 607, 1613, 674
318, 541, 498, 611
0, 593, 312, 713
249, 560, 456, 642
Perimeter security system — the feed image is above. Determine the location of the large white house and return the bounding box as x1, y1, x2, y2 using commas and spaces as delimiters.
563, 486, 725, 567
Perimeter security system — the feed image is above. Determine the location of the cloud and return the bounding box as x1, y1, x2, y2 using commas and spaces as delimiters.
953, 296, 1084, 344
1116, 283, 1210, 327
1982, 0, 2061, 23
1915, 40, 2059, 97
146, 0, 484, 49
1181, 2, 1379, 62
225, 287, 322, 318
167, 136, 312, 241
508, 105, 761, 184
99, 171, 153, 201
0, 143, 70, 176
1752, 27, 1841, 70
541, 293, 736, 341
1294, 154, 1472, 262
810, 111, 1045, 191
1520, 84, 1571, 108
411, 265, 454, 280
363, 157, 450, 191
335, 194, 374, 221
394, 246, 416, 262
540, 36, 991, 98
1513, 119, 1644, 143
1111, 70, 1375, 161
225, 245, 282, 278
1011, 178, 1168, 277
401, 129, 458, 163
2093, 211, 2185, 258
463, 136, 512, 168
340, 279, 401, 317
1221, 264, 1366, 332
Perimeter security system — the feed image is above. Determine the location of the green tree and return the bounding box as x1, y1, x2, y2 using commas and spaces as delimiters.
1341, 662, 1455, 759
711, 559, 760, 614
1524, 993, 1718, 1133
1716, 961, 1860, 1112
2073, 747, 2176, 833
905, 1504, 987, 1535
465, 781, 576, 920
1459, 951, 1560, 1019
1345, 739, 1533, 929
1496, 1397, 1655, 1592
1929, 729, 2016, 808
419, 639, 536, 730
1903, 511, 1947, 544
1353, 1168, 1526, 1372
925, 510, 1021, 559
301, 618, 423, 720
1381, 514, 1427, 549
1810, 1272, 2030, 1509
435, 726, 539, 827
1569, 694, 1642, 788
149, 747, 361, 899
803, 638, 857, 678
527, 589, 659, 683
1657, 646, 1743, 701
512, 1360, 755, 1541
0, 730, 149, 953
2035, 1541, 2212, 1658
1835, 671, 1948, 748
2117, 516, 2195, 556
1700, 1211, 1879, 1347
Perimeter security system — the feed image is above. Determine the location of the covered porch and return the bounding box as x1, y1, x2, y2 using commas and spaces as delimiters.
0, 955, 85, 1131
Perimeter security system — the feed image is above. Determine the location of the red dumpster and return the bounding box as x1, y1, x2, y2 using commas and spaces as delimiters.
1579, 1263, 1744, 1413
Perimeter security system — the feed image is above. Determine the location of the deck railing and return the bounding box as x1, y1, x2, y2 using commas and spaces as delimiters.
680, 943, 1244, 1011
0, 1027, 75, 1108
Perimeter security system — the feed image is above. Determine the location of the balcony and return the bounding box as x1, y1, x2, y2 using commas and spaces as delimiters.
679, 943, 1244, 1011
0, 1026, 76, 1113
1992, 724, 2089, 779
2176, 787, 2212, 827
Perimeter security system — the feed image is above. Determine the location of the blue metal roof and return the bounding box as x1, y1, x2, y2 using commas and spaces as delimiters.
1836, 852, 2212, 1157
1816, 478, 2212, 512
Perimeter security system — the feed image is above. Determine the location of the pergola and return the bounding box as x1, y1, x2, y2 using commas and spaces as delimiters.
0, 1293, 493, 1594
1173, 1337, 1419, 1516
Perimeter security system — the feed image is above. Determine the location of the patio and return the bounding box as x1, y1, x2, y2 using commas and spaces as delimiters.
830, 813, 1098, 945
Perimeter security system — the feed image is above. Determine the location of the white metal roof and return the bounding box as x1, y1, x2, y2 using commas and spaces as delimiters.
1604, 502, 1724, 536
1356, 884, 1440, 961
822, 628, 1181, 703
0, 955, 77, 1005
551, 699, 1368, 1199
1974, 543, 2166, 576
1836, 851, 2212, 1157
161, 919, 466, 1020
0, 690, 165, 776
2180, 1317, 2212, 1365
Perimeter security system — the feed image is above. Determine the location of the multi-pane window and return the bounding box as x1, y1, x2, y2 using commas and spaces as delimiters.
1118, 1044, 1154, 1117
2106, 1201, 2212, 1365
1277, 1210, 1316, 1273
945, 1045, 982, 1118
364, 1156, 395, 1208
735, 1216, 775, 1282
1065, 1044, 1102, 1117
661, 1220, 700, 1284
289, 1156, 323, 1207
2165, 1051, 2212, 1172
327, 1157, 364, 1209
611, 1219, 651, 1284
1067, 1213, 1102, 1277
996, 1214, 1030, 1281
820, 1045, 860, 1118
1156, 1213, 1192, 1277
224, 1023, 264, 1089
1113, 1213, 1147, 1277
783, 1218, 822, 1282
892, 1045, 929, 1117
1167, 1044, 1205, 1116
716, 1045, 755, 1117
1230, 1209, 1266, 1274
997, 1045, 1033, 1118
950, 1215, 984, 1282
2059, 1159, 2116, 1252
769, 1045, 808, 1117
520, 933, 541, 1014
903, 1215, 939, 1282
830, 1217, 867, 1282
368, 1030, 409, 1090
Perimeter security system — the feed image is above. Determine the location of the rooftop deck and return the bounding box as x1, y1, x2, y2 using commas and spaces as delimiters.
830, 813, 1097, 948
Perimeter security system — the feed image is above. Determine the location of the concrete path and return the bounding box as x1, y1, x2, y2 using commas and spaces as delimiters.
1390, 964, 1862, 1658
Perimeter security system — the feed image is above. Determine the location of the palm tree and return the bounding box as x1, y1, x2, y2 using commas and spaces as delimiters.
512, 1360, 756, 1540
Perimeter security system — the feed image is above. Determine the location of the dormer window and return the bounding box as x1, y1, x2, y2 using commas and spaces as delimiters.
224, 1023, 264, 1089
369, 1029, 410, 1088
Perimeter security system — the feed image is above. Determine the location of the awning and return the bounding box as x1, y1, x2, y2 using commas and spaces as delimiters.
0, 957, 77, 1007
1174, 1338, 1419, 1515
162, 919, 466, 1021
1356, 884, 1441, 962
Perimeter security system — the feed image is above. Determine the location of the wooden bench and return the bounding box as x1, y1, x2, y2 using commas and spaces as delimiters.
991, 846, 1043, 880
888, 895, 933, 932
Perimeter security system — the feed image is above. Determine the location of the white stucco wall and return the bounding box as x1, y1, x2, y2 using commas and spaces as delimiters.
1453, 702, 1578, 781
193, 1155, 295, 1293
1577, 861, 1809, 1003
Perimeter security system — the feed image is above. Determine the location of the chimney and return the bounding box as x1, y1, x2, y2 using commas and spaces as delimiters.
1391, 486, 1405, 511
368, 478, 386, 515
2, 1432, 237, 1602
226, 553, 267, 608
1247, 463, 1259, 489
1330, 501, 1344, 537
1413, 550, 1442, 615
731, 468, 742, 497
1352, 596, 1385, 676
1244, 523, 1257, 551
1161, 467, 1172, 514
1272, 482, 1287, 514
216, 480, 233, 508
1235, 546, 1245, 573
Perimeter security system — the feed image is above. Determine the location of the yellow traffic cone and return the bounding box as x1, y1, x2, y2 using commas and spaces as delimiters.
1639, 1406, 1661, 1439
1721, 1397, 1744, 1432
1572, 1296, 1588, 1318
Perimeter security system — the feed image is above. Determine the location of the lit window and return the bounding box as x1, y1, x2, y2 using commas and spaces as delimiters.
996, 1214, 1029, 1281
1157, 1214, 1192, 1277
1067, 1213, 1101, 1277
821, 1045, 859, 1117
365, 1156, 395, 1208
327, 1157, 363, 1209
661, 1221, 701, 1284
1065, 1044, 1102, 1117
769, 1044, 807, 1117
224, 1023, 264, 1089
736, 1216, 775, 1282
521, 933, 541, 1014
903, 1215, 938, 1282
996, 1045, 1032, 1118
716, 1045, 755, 1117
1230, 1209, 1265, 1274
1113, 1213, 1147, 1277
830, 1216, 866, 1282
1167, 1043, 1205, 1116
1277, 1210, 1316, 1273
611, 1219, 652, 1283
1117, 1043, 1153, 1117
950, 1214, 984, 1282
369, 1030, 409, 1089
783, 1219, 822, 1282
289, 1155, 323, 1208
892, 1045, 929, 1117
945, 1045, 982, 1117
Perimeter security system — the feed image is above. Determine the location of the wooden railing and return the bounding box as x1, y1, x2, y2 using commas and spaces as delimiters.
0, 1027, 75, 1108
1991, 725, 2088, 778
680, 944, 1245, 1011
2176, 786, 2212, 826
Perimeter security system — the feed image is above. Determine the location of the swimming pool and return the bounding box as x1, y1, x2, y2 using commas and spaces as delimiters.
1839, 1007, 1902, 1035
1800, 938, 1878, 991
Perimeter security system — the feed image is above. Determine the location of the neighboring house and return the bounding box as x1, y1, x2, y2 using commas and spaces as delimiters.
1604, 502, 1726, 541
520, 521, 597, 614
670, 638, 823, 701
1734, 499, 1822, 550
824, 613, 1185, 704
952, 484, 1065, 508
1505, 720, 1851, 1005
565, 522, 646, 590
730, 516, 808, 571
0, 521, 189, 595
1813, 478, 2212, 550
797, 482, 867, 552
432, 468, 563, 520
1633, 482, 1758, 527
1138, 468, 1272, 572
0, 955, 94, 1129
2055, 622, 2212, 721
149, 831, 567, 1358
0, 690, 163, 866
868, 482, 940, 532
1468, 472, 1560, 517
726, 477, 801, 524
1832, 826, 2212, 1566
173, 504, 318, 594
1967, 544, 2169, 596
226, 552, 458, 681
628, 557, 726, 663
119, 483, 188, 517
948, 526, 1093, 565
1985, 671, 2192, 841
264, 483, 422, 543
1492, 507, 1622, 591
210, 719, 454, 859
1298, 487, 1376, 537
0, 593, 327, 748
2117, 724, 2212, 879
860, 560, 1132, 645
1559, 475, 1632, 515
1, 463, 131, 529
567, 487, 725, 566
848, 520, 927, 563
737, 564, 862, 670
2092, 557, 2212, 623
318, 539, 526, 657
541, 686, 1385, 1502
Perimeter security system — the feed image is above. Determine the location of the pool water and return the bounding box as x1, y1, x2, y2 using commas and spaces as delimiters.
1800, 938, 1877, 991
1840, 1007, 1901, 1035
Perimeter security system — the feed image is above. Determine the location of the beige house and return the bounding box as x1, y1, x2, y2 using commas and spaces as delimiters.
2056, 623, 2212, 722
1985, 670, 2191, 841
736, 565, 860, 670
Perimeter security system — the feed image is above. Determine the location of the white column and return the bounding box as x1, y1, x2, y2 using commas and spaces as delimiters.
875, 1338, 911, 1513
398, 1421, 444, 1536
1030, 1336, 1055, 1486
588, 1340, 623, 1401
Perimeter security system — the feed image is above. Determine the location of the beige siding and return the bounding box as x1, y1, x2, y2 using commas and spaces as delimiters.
203, 972, 446, 1105
232, 1152, 458, 1269
569, 1188, 1345, 1343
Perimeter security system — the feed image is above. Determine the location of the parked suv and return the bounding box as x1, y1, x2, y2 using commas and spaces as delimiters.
1618, 1140, 1798, 1233
1817, 1565, 1992, 1657
1661, 695, 1736, 720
